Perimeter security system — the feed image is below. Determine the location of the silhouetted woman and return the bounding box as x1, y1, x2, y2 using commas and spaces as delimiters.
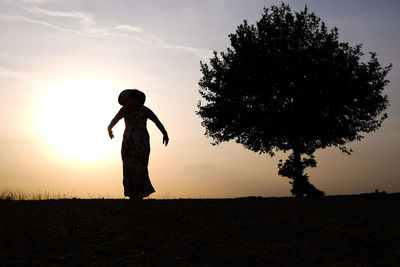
108, 89, 169, 200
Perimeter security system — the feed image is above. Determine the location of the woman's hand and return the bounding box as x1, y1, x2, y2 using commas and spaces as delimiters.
163, 134, 169, 146
108, 108, 125, 140
108, 127, 114, 139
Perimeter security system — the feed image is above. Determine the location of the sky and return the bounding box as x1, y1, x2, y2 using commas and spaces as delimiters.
0, 0, 399, 198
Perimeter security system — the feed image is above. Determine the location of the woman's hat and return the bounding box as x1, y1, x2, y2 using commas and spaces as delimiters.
118, 89, 146, 106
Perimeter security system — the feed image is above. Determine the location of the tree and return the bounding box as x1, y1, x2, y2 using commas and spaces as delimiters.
197, 3, 391, 197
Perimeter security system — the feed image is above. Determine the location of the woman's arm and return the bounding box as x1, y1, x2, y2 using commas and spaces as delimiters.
146, 107, 169, 146
108, 107, 125, 139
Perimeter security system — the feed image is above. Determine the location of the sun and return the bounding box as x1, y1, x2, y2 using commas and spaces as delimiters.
37, 80, 121, 162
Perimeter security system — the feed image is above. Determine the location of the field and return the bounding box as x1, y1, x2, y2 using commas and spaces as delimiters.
1, 194, 400, 266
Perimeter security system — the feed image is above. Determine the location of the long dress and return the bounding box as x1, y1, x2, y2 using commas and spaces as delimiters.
121, 105, 155, 198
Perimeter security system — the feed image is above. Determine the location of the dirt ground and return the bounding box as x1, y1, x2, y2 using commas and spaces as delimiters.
1, 194, 400, 266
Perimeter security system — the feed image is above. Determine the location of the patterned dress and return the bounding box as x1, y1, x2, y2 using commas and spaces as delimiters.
121, 105, 155, 198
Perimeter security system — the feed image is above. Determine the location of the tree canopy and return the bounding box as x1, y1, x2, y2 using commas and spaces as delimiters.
197, 3, 391, 197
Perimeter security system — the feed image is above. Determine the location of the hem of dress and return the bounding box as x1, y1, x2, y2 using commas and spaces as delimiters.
124, 189, 155, 199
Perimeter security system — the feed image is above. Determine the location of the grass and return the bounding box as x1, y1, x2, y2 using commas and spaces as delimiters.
0, 189, 178, 200
0, 189, 109, 201
0, 188, 395, 201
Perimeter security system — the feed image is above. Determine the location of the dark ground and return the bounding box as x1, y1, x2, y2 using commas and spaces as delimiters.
1, 194, 400, 266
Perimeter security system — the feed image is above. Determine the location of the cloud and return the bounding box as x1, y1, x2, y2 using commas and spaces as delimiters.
3, 1, 212, 59
23, 5, 95, 27
163, 44, 212, 58
0, 14, 88, 36
114, 24, 144, 33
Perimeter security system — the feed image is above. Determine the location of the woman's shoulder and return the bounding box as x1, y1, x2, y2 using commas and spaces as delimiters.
119, 106, 129, 117
141, 105, 151, 115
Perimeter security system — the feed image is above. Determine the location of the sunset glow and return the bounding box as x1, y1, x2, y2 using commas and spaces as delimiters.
37, 80, 118, 162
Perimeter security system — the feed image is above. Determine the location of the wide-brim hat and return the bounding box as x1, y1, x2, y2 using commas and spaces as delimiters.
118, 89, 146, 106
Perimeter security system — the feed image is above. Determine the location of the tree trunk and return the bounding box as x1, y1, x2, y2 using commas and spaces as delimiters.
293, 149, 302, 182
277, 143, 325, 197
291, 147, 307, 197
291, 145, 325, 197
